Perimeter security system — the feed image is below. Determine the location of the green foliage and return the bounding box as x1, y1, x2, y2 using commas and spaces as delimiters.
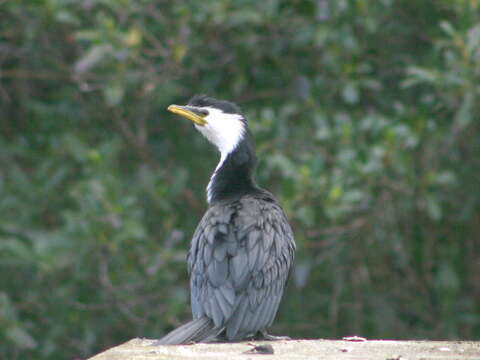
1, 0, 479, 358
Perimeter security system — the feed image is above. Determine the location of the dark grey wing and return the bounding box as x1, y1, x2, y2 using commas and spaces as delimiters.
225, 196, 295, 339
188, 204, 238, 327
187, 195, 295, 340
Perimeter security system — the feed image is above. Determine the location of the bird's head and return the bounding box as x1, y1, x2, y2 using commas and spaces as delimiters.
168, 95, 247, 156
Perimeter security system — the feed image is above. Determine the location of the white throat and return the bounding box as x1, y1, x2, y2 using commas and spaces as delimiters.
194, 107, 245, 203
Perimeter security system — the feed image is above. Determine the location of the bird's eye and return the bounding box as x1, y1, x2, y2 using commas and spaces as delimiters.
197, 109, 209, 117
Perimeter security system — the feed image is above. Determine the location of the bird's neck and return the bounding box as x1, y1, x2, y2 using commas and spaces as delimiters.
207, 136, 258, 204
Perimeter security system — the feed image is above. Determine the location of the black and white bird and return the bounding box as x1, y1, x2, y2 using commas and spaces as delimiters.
156, 95, 295, 344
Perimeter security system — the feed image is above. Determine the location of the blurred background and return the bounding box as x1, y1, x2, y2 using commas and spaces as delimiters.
1, 0, 479, 359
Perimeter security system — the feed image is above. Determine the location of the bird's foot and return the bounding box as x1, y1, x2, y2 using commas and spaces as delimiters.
254, 330, 290, 341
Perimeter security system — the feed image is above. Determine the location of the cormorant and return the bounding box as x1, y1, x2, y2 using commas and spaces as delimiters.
156, 95, 295, 344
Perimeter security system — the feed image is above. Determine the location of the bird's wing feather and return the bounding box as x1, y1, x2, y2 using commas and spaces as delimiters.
188, 194, 295, 339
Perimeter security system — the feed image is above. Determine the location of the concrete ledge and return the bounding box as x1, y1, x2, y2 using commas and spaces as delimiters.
88, 338, 480, 360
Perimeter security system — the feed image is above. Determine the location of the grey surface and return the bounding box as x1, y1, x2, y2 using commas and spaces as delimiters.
89, 338, 480, 360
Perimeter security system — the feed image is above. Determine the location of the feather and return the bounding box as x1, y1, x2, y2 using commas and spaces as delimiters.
202, 286, 212, 316
247, 229, 261, 250
217, 223, 228, 234
247, 240, 260, 272
210, 295, 223, 327
230, 247, 249, 289
206, 225, 216, 244
226, 294, 249, 340
254, 245, 269, 273
250, 297, 269, 332
203, 243, 212, 266
226, 239, 238, 257
263, 226, 274, 251
219, 284, 235, 306
214, 288, 232, 320
213, 240, 227, 261
253, 272, 264, 289
260, 294, 277, 329
207, 259, 228, 287
154, 317, 220, 345
243, 302, 259, 334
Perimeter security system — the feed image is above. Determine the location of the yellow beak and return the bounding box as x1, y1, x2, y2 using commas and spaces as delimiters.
167, 105, 207, 126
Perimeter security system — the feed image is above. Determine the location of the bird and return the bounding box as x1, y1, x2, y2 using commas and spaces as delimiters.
155, 95, 296, 345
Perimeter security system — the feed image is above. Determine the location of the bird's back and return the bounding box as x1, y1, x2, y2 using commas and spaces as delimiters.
187, 191, 295, 340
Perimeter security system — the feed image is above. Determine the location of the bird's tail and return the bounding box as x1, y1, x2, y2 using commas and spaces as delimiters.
154, 317, 222, 345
